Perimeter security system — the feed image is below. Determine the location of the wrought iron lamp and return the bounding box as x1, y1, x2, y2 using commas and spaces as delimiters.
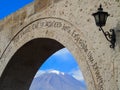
92, 4, 116, 48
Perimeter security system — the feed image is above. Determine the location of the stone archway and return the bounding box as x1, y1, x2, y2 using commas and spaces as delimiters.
0, 0, 120, 89
0, 17, 99, 90
0, 38, 64, 90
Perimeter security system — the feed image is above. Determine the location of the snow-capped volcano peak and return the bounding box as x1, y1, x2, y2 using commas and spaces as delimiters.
48, 70, 65, 75
30, 69, 86, 90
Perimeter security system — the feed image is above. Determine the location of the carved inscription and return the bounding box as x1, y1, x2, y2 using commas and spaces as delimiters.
61, 22, 104, 89
31, 20, 63, 29
87, 51, 104, 90
1, 18, 104, 89
68, 27, 104, 89
71, 30, 104, 89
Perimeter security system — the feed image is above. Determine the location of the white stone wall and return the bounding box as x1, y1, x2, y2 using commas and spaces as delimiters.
0, 0, 120, 90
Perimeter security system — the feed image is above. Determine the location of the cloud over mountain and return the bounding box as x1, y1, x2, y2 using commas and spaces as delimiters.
30, 70, 87, 90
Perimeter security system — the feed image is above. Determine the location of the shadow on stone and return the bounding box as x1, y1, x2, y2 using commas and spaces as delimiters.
113, 21, 120, 50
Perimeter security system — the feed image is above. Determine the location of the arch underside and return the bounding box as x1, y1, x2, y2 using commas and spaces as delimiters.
0, 38, 64, 90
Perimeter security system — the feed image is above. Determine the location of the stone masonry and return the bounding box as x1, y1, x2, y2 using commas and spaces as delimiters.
0, 0, 120, 90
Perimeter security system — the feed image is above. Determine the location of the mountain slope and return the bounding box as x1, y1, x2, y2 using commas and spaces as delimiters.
29, 70, 86, 90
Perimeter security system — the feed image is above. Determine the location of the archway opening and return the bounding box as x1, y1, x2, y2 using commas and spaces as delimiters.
0, 38, 64, 90
30, 48, 87, 90
0, 38, 87, 90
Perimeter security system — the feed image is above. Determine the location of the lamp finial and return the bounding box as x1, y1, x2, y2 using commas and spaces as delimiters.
98, 4, 103, 11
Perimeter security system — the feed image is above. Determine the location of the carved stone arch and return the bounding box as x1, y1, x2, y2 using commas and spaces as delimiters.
0, 17, 98, 90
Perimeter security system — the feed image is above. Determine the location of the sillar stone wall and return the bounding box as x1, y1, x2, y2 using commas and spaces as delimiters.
0, 0, 120, 90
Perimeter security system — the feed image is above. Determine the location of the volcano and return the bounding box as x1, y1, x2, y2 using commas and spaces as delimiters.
29, 70, 87, 90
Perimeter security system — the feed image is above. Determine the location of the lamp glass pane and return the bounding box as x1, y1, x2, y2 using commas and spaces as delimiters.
104, 14, 108, 22
100, 13, 105, 26
94, 14, 100, 26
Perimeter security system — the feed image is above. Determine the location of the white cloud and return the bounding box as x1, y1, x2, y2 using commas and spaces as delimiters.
69, 68, 84, 81
34, 68, 85, 82
34, 70, 45, 78
52, 48, 75, 62
47, 70, 65, 75
34, 69, 65, 78
53, 48, 69, 56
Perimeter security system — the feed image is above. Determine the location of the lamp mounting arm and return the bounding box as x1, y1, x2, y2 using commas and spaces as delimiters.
99, 27, 116, 48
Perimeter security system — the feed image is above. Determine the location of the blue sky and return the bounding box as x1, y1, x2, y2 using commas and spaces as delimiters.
37, 48, 85, 81
0, 0, 33, 19
40, 48, 78, 73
